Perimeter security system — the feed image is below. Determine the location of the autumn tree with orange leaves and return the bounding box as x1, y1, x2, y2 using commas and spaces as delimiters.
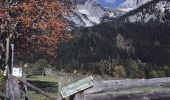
0, 0, 72, 61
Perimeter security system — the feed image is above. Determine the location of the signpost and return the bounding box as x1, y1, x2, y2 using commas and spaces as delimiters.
12, 68, 22, 77
61, 76, 93, 98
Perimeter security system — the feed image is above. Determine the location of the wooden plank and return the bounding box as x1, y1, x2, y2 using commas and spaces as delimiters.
58, 76, 64, 100
61, 76, 93, 98
11, 44, 14, 74
8, 75, 22, 100
23, 73, 28, 100
84, 77, 170, 94
20, 73, 28, 100
5, 38, 9, 66
83, 89, 170, 100
73, 92, 84, 100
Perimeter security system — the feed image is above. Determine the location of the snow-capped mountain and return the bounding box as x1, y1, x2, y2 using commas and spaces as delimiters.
67, 0, 170, 27
67, 0, 155, 27
118, 0, 152, 12
121, 0, 170, 23
67, 0, 115, 27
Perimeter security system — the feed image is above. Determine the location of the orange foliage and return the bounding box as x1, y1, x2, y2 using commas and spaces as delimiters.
22, 17, 32, 22
0, 12, 4, 17
0, 0, 71, 59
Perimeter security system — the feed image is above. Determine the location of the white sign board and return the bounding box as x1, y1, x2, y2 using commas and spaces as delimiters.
12, 68, 22, 77
61, 76, 93, 98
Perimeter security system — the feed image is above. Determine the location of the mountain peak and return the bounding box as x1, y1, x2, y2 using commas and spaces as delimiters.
67, 0, 115, 27
120, 0, 170, 23
118, 0, 152, 12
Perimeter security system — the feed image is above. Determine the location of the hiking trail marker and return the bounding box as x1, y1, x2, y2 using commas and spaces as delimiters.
61, 76, 93, 98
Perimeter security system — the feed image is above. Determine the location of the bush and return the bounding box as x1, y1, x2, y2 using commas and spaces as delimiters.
89, 59, 119, 75
113, 65, 126, 79
163, 66, 170, 77
157, 71, 166, 78
138, 70, 145, 78
126, 60, 140, 78
149, 70, 158, 78
34, 59, 51, 68
92, 60, 106, 75
105, 59, 119, 76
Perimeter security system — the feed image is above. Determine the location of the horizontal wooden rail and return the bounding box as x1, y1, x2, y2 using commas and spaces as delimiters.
18, 78, 58, 100
84, 77, 170, 94
84, 89, 170, 100
9, 75, 58, 100
20, 90, 33, 100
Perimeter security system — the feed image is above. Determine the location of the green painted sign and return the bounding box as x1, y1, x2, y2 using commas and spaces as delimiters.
61, 76, 93, 98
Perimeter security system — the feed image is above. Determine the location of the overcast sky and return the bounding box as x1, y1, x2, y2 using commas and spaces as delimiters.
97, 0, 125, 8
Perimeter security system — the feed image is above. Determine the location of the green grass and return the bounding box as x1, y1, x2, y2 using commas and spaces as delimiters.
27, 75, 58, 100
0, 73, 6, 92
28, 91, 56, 100
27, 75, 58, 82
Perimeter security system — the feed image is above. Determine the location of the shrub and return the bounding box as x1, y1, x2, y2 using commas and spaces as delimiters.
126, 60, 139, 78
163, 66, 170, 77
34, 59, 51, 68
149, 70, 158, 78
157, 71, 166, 78
113, 65, 126, 79
89, 59, 119, 75
105, 59, 119, 76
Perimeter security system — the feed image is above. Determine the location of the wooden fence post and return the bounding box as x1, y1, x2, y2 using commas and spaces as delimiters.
68, 73, 85, 100
73, 92, 84, 100
8, 75, 21, 100
5, 38, 10, 100
58, 76, 64, 100
72, 74, 84, 100
5, 38, 10, 75
68, 75, 75, 100
21, 73, 28, 100
11, 44, 14, 74
59, 74, 77, 100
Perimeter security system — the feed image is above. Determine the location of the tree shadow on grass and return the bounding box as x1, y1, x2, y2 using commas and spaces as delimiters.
27, 80, 58, 93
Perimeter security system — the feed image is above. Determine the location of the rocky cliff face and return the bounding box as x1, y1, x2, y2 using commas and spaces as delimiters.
67, 0, 115, 27
118, 0, 152, 12
121, 0, 170, 23
67, 0, 170, 27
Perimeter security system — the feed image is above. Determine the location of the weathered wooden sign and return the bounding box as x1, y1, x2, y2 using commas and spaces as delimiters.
61, 76, 93, 98
12, 68, 22, 77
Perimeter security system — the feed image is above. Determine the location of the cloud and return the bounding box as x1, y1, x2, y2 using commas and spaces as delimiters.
105, 0, 116, 4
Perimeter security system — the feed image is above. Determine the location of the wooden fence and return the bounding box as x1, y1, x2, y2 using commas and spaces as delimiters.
2, 38, 170, 100
2, 73, 170, 100
0, 39, 58, 100
71, 77, 170, 100
0, 74, 58, 100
